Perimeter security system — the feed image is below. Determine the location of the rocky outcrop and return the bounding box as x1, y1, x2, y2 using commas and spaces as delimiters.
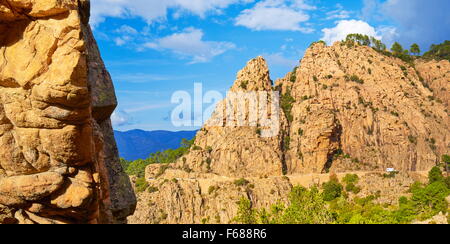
167, 57, 287, 178
0, 0, 136, 224
278, 42, 449, 174
415, 59, 450, 110
128, 175, 293, 224
155, 42, 449, 177
130, 41, 449, 224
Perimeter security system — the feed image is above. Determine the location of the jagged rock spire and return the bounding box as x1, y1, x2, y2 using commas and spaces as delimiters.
230, 56, 273, 92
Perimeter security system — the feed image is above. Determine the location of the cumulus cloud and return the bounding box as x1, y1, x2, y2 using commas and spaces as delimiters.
111, 110, 133, 127
320, 19, 401, 47
90, 0, 254, 26
235, 0, 316, 32
144, 27, 236, 63
321, 20, 381, 45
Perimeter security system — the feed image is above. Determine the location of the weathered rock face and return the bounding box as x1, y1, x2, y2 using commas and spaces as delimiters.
170, 57, 287, 178
0, 0, 136, 224
130, 42, 449, 224
155, 43, 449, 178
279, 43, 449, 174
414, 59, 450, 110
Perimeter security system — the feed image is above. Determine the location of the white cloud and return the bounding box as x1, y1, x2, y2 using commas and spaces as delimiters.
325, 4, 351, 20
235, 0, 316, 32
111, 110, 132, 127
321, 19, 382, 45
112, 25, 139, 47
114, 37, 126, 46
90, 0, 254, 26
115, 25, 138, 35
144, 27, 236, 63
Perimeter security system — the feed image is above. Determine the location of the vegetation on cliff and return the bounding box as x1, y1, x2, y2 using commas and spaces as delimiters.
234, 162, 450, 224
121, 138, 194, 192
423, 41, 450, 61
343, 34, 450, 64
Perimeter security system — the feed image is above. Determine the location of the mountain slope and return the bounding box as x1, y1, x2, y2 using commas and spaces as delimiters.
114, 130, 197, 161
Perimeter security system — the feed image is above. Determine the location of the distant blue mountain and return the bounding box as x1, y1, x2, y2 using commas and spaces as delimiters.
114, 129, 198, 161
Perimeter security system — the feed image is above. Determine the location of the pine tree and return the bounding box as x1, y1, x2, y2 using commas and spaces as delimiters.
410, 43, 421, 56
391, 42, 404, 55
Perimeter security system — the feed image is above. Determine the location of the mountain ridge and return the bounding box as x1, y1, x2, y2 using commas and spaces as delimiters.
128, 40, 450, 224
114, 129, 198, 161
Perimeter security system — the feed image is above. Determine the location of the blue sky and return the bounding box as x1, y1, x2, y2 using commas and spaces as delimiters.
91, 0, 450, 132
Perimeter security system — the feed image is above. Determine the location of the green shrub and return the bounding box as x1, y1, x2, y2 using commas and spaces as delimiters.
349, 75, 364, 84
343, 174, 359, 185
345, 183, 361, 194
233, 198, 257, 224
240, 80, 249, 89
281, 90, 295, 123
135, 177, 149, 193
120, 158, 130, 171
322, 179, 343, 201
445, 177, 450, 189
148, 186, 159, 193
343, 174, 361, 194
405, 181, 450, 220
442, 154, 450, 167
390, 111, 399, 117
408, 135, 417, 145
399, 196, 408, 205
192, 145, 202, 150
383, 171, 399, 179
125, 159, 148, 177
290, 67, 298, 82
155, 164, 169, 178
283, 136, 291, 150
428, 166, 444, 184
234, 178, 250, 187
257, 186, 333, 224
